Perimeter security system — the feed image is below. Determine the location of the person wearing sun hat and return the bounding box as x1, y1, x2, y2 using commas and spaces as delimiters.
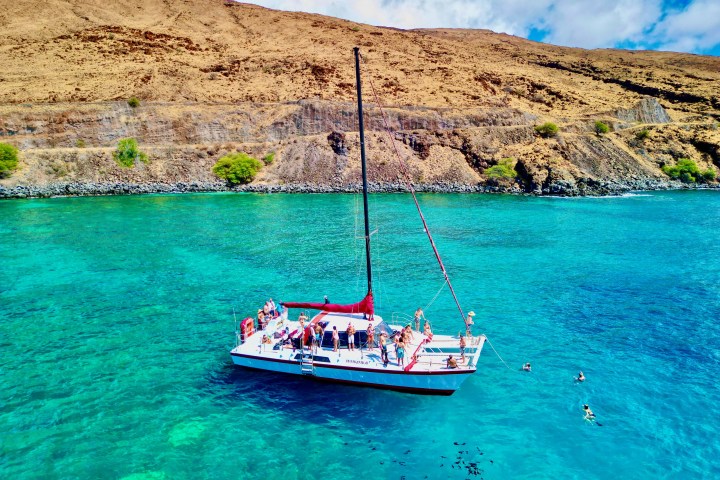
465, 311, 475, 336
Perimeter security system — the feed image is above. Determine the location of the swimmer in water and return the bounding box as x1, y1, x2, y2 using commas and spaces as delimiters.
522, 362, 532, 372
575, 371, 585, 382
583, 404, 595, 420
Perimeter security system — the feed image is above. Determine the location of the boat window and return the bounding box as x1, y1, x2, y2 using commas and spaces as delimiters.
374, 321, 395, 336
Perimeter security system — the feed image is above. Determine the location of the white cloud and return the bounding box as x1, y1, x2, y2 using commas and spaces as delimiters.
651, 0, 720, 53
245, 0, 719, 54
538, 0, 664, 49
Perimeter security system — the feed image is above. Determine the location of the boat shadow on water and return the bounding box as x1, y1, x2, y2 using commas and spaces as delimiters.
206, 361, 397, 415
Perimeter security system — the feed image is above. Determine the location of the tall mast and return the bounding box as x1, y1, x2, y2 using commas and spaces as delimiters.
354, 47, 373, 295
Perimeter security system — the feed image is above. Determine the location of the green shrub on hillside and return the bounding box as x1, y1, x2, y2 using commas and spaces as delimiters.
485, 157, 518, 179
113, 138, 148, 167
595, 121, 610, 135
127, 97, 140, 108
212, 152, 263, 185
662, 158, 715, 183
262, 152, 275, 165
75, 138, 86, 148
0, 142, 19, 178
534, 122, 559, 138
635, 129, 650, 141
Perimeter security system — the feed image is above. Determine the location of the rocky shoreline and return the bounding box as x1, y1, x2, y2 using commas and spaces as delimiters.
1, 179, 717, 199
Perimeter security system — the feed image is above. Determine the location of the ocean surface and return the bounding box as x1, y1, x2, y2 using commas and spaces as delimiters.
1, 191, 719, 480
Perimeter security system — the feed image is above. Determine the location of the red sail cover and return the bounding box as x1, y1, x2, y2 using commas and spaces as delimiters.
282, 292, 374, 316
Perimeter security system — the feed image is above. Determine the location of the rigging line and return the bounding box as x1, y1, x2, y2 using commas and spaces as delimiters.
359, 53, 467, 327
423, 279, 447, 313
484, 335, 513, 371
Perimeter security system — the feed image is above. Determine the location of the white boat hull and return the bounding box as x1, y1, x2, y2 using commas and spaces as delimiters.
231, 352, 473, 395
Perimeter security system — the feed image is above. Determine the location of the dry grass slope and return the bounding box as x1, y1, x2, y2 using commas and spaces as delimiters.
0, 0, 718, 195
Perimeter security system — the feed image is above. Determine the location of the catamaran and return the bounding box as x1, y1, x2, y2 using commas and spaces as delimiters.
229, 48, 486, 395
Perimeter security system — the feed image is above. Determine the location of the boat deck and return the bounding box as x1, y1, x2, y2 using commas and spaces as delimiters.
233, 311, 484, 374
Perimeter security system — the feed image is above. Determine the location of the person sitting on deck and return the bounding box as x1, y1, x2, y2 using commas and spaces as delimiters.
261, 334, 272, 345
366, 323, 375, 350
332, 326, 339, 352
347, 322, 356, 351
447, 355, 458, 369
280, 327, 291, 347
423, 321, 433, 340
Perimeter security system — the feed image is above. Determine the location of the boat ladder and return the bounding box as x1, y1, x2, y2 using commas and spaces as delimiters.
300, 350, 315, 376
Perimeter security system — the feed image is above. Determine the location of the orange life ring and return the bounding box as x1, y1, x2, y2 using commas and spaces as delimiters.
240, 317, 255, 342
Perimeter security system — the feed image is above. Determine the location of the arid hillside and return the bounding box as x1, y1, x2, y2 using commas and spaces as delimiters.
1, 0, 719, 196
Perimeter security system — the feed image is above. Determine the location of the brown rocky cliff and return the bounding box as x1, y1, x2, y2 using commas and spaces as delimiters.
0, 0, 719, 195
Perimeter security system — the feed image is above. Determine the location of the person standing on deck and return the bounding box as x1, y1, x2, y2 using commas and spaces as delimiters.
396, 339, 406, 367
379, 332, 389, 365
465, 311, 475, 337
347, 322, 356, 351
314, 324, 323, 353
413, 307, 425, 331
366, 323, 375, 350
332, 326, 339, 352
297, 318, 306, 350
459, 335, 467, 363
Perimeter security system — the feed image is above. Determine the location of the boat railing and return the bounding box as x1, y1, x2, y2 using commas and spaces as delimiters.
391, 312, 414, 325
404, 339, 429, 372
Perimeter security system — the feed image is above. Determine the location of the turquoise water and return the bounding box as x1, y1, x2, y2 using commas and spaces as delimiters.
1, 191, 719, 479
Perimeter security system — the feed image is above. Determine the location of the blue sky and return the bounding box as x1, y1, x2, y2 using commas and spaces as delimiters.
246, 0, 720, 56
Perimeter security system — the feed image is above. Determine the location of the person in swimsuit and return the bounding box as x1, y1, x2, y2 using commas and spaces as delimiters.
423, 321, 432, 339
522, 362, 532, 371
446, 355, 458, 369
459, 335, 467, 363
396, 340, 405, 367
583, 404, 595, 420
465, 311, 475, 336
379, 332, 389, 365
346, 322, 356, 351
413, 307, 425, 331
576, 371, 585, 382
404, 325, 414, 342
314, 324, 323, 353
332, 326, 339, 352
366, 323, 375, 350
